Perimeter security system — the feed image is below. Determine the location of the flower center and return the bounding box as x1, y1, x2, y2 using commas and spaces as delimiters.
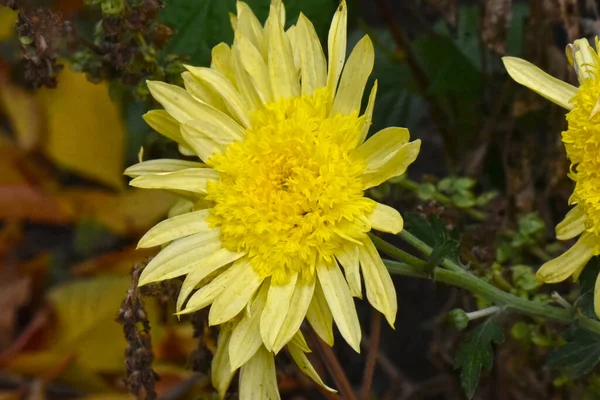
206, 88, 375, 284
563, 78, 600, 165
572, 159, 600, 245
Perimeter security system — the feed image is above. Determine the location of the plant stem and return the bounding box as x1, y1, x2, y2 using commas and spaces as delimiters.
397, 230, 464, 273
466, 305, 501, 320
369, 233, 427, 268
397, 178, 487, 221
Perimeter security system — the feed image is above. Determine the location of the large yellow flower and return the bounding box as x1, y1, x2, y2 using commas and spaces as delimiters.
126, 0, 421, 397
503, 38, 600, 315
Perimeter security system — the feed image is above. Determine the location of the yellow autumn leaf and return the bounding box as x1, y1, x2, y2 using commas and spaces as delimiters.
0, 7, 16, 41
46, 276, 166, 373
36, 66, 126, 190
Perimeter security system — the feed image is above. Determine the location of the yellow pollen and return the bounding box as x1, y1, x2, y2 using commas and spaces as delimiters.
563, 77, 600, 165
572, 158, 600, 251
205, 88, 375, 284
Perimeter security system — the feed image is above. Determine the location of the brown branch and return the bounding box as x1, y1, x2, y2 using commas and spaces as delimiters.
360, 312, 381, 400
309, 329, 358, 400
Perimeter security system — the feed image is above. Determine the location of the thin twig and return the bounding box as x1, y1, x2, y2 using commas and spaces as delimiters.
360, 312, 381, 400
310, 329, 358, 400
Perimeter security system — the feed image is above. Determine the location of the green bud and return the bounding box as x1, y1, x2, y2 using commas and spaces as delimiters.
447, 309, 469, 331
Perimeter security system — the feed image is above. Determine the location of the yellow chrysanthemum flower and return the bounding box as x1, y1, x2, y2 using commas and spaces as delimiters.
503, 38, 600, 315
126, 0, 421, 397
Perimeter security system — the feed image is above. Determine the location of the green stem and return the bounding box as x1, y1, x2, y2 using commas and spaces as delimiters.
369, 233, 427, 268
397, 178, 487, 221
397, 230, 463, 273
381, 241, 600, 336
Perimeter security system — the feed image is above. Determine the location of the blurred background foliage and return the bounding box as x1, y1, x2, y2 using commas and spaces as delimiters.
0, 0, 600, 399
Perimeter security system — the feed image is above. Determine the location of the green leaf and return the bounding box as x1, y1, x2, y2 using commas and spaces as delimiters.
511, 265, 540, 292
577, 258, 600, 319
546, 328, 600, 378
405, 213, 461, 267
416, 182, 436, 200
455, 319, 504, 399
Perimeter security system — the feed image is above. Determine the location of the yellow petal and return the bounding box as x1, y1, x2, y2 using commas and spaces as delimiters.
296, 13, 327, 95
142, 110, 187, 147
180, 124, 222, 162
260, 273, 298, 351
358, 237, 397, 327
537, 234, 596, 283
181, 71, 227, 113
209, 259, 265, 325
239, 347, 280, 400
235, 1, 264, 52
177, 248, 245, 313
137, 210, 210, 248
129, 168, 220, 194
305, 280, 334, 346
231, 47, 263, 112
356, 127, 410, 173
567, 38, 598, 82
362, 139, 421, 189
124, 159, 205, 178
229, 284, 269, 370
368, 202, 404, 234
556, 205, 586, 241
286, 25, 301, 73
212, 326, 235, 399
326, 0, 347, 102
357, 81, 377, 146
168, 198, 195, 218
184, 66, 252, 128
146, 81, 204, 123
502, 57, 577, 110
331, 35, 374, 116
287, 336, 336, 392
335, 243, 362, 298
271, 278, 316, 353
235, 33, 273, 104
267, 4, 299, 100
316, 258, 361, 352
211, 43, 236, 84
182, 260, 247, 315
138, 231, 221, 286
594, 272, 600, 318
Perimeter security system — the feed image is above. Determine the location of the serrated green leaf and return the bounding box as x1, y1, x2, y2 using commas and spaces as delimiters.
546, 329, 600, 378
455, 319, 504, 399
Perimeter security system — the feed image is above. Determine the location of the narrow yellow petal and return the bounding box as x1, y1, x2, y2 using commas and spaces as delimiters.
286, 25, 301, 73
260, 273, 298, 351
305, 280, 334, 346
287, 336, 336, 392
138, 231, 221, 286
235, 33, 273, 104
356, 127, 410, 173
296, 13, 327, 95
502, 56, 577, 110
180, 125, 222, 162
358, 237, 397, 327
316, 258, 361, 352
177, 248, 245, 313
181, 71, 227, 112
594, 272, 600, 318
124, 159, 205, 178
537, 234, 596, 283
142, 110, 186, 147
212, 326, 235, 399
129, 168, 219, 194
271, 278, 316, 353
326, 0, 347, 102
357, 81, 377, 146
368, 202, 404, 234
236, 1, 264, 51
211, 43, 236, 84
182, 260, 247, 315
362, 139, 422, 189
184, 66, 252, 127
289, 329, 311, 353
138, 210, 210, 248
331, 35, 374, 116
229, 284, 269, 370
239, 347, 280, 400
567, 38, 597, 82
231, 47, 263, 111
267, 5, 300, 100
146, 81, 203, 123
335, 243, 362, 298
168, 198, 194, 218
209, 259, 265, 325
556, 205, 586, 241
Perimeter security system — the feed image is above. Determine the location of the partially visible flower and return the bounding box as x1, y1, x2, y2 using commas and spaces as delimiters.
503, 38, 600, 316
